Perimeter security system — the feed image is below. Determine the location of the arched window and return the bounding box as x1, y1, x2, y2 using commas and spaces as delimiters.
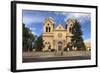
46, 27, 48, 32
48, 42, 50, 44
69, 27, 72, 33
48, 27, 51, 32
70, 24, 73, 27
48, 45, 51, 49
45, 42, 47, 44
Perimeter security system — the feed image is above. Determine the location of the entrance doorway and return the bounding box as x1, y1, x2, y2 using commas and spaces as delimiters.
58, 41, 63, 51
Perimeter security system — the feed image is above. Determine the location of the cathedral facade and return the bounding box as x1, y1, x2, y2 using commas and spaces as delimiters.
42, 17, 75, 51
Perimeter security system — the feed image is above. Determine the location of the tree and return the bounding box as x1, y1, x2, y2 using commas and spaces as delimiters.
23, 23, 35, 52
34, 35, 44, 51
71, 19, 86, 50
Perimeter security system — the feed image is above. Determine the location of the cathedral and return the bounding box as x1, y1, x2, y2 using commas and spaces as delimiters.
42, 17, 76, 51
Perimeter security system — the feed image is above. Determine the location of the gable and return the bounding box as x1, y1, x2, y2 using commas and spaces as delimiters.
55, 24, 65, 30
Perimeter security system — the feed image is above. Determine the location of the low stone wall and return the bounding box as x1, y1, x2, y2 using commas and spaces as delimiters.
23, 51, 91, 58
63, 51, 90, 57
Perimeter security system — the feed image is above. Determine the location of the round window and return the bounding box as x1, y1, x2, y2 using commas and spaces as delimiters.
58, 33, 62, 38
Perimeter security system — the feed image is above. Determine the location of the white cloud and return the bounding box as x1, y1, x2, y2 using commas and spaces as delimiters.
23, 17, 33, 25
23, 16, 44, 25
53, 12, 91, 23
72, 13, 89, 18
64, 13, 91, 23
82, 28, 86, 32
53, 12, 68, 16
31, 31, 37, 35
84, 39, 91, 43
31, 27, 36, 31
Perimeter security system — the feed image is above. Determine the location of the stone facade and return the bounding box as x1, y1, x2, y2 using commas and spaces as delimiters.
42, 17, 75, 51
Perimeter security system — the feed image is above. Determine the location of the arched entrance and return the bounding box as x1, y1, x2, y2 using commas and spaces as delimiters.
58, 41, 63, 51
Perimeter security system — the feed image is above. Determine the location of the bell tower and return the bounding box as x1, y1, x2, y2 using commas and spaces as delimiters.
65, 19, 75, 45
66, 19, 75, 34
43, 17, 54, 33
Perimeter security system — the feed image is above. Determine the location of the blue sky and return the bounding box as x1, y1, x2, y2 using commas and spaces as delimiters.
22, 10, 91, 41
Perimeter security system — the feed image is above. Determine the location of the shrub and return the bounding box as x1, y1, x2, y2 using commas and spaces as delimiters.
64, 47, 67, 51
51, 49, 55, 52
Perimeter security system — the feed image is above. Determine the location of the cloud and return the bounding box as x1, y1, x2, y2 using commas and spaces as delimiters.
23, 16, 44, 25
23, 11, 45, 25
23, 17, 33, 25
84, 39, 91, 43
31, 31, 36, 35
64, 13, 91, 23
72, 13, 89, 18
81, 28, 86, 32
29, 27, 36, 31
53, 12, 91, 24
53, 11, 67, 16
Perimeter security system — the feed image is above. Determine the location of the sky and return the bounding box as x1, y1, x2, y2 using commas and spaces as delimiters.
22, 10, 91, 41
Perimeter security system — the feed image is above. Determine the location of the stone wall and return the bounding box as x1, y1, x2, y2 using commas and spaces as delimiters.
23, 51, 91, 58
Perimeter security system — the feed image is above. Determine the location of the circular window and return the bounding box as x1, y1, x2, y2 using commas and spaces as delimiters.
58, 33, 62, 38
